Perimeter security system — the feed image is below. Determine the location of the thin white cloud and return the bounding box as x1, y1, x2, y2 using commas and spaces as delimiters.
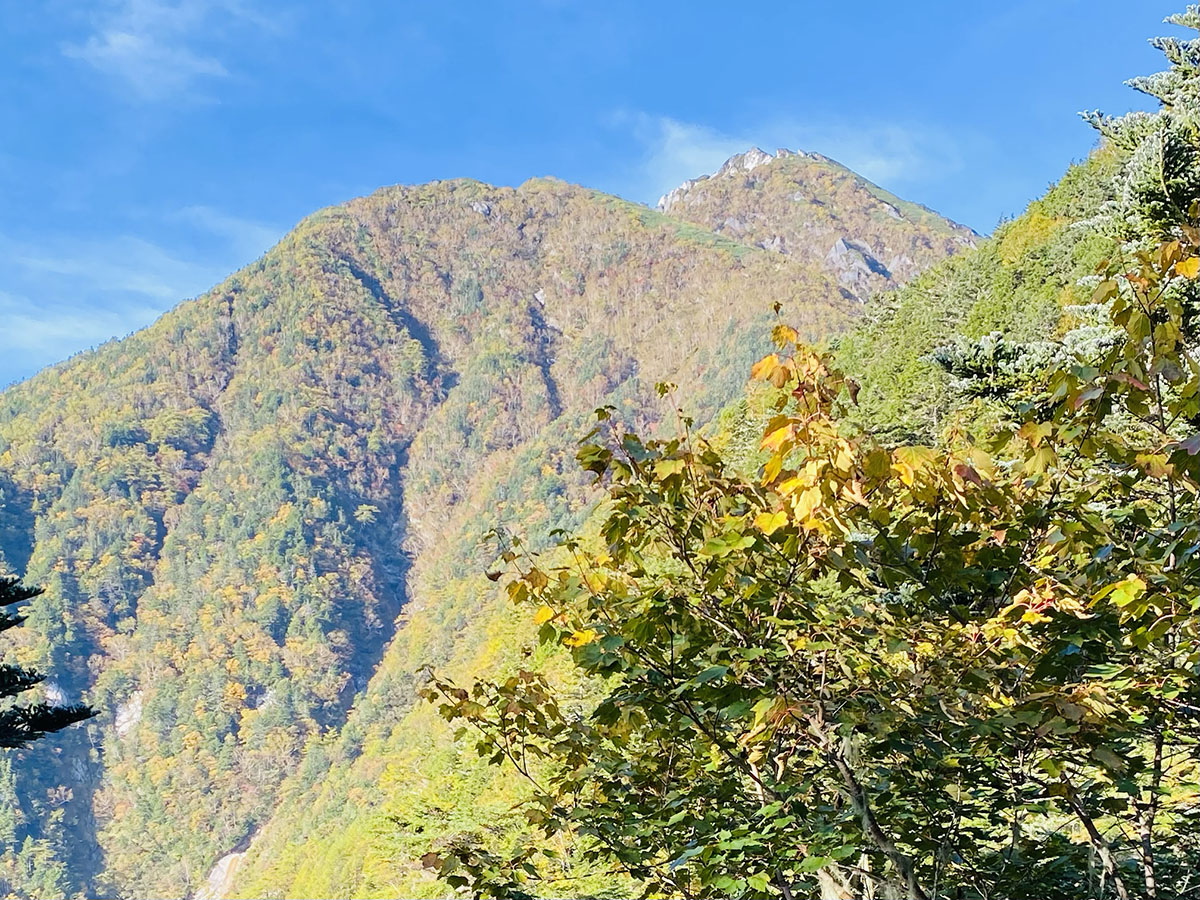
10, 234, 219, 302
787, 120, 968, 188
0, 194, 286, 383
0, 291, 160, 361
0, 202, 284, 384
0, 231, 230, 383
624, 115, 750, 204
175, 205, 282, 259
623, 112, 972, 207
64, 30, 228, 101
61, 0, 265, 101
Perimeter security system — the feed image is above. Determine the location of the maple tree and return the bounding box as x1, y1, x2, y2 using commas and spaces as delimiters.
428, 218, 1200, 897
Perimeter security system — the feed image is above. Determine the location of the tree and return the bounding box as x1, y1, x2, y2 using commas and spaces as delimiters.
427, 242, 1200, 900
424, 10, 1200, 898
1, 576, 94, 749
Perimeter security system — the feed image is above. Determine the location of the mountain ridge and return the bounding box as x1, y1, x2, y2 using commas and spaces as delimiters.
0, 157, 971, 898
657, 146, 978, 301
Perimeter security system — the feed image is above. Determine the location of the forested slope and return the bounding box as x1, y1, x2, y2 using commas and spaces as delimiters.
395, 14, 1200, 897
0, 161, 968, 897
225, 152, 1126, 897
835, 146, 1124, 437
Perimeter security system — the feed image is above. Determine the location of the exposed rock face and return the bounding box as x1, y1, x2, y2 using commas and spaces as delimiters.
657, 178, 701, 212
114, 690, 143, 738
656, 146, 978, 300
657, 147, 801, 212
825, 237, 892, 299
43, 680, 65, 705
716, 146, 774, 176
194, 850, 245, 900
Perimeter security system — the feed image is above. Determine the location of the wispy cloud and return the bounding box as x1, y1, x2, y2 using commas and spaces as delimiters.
0, 231, 228, 383
175, 205, 282, 260
621, 112, 974, 207
10, 234, 219, 302
61, 0, 266, 101
0, 290, 163, 377
622, 115, 751, 204
0, 199, 285, 384
787, 120, 969, 187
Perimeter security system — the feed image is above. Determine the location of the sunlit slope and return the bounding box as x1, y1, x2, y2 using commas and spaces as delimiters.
229, 147, 1122, 899
0, 171, 907, 897
657, 147, 979, 301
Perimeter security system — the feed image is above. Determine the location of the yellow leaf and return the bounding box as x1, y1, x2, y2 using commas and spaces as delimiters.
841, 479, 868, 507
751, 354, 781, 382
1018, 421, 1053, 447
793, 487, 823, 523
761, 424, 794, 452
533, 605, 556, 625
654, 458, 686, 478
564, 628, 598, 647
754, 510, 788, 535
771, 324, 800, 347
833, 443, 855, 474
777, 474, 807, 496
893, 446, 935, 485
1025, 446, 1057, 475
1178, 256, 1200, 279
1103, 575, 1146, 609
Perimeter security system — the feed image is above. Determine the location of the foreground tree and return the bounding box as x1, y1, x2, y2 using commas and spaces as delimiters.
425, 10, 1200, 899
1, 576, 93, 748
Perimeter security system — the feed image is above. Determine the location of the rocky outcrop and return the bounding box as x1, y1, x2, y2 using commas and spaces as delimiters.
655, 146, 977, 300
825, 237, 891, 300
194, 850, 245, 900
114, 690, 143, 738
657, 147, 810, 212
716, 146, 774, 177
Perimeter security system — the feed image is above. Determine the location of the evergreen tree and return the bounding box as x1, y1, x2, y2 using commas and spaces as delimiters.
0, 577, 93, 749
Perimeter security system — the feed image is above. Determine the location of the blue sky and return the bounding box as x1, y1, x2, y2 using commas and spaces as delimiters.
0, 0, 1185, 386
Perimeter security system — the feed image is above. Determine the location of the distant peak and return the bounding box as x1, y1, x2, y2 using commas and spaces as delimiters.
657, 146, 810, 211
718, 147, 774, 175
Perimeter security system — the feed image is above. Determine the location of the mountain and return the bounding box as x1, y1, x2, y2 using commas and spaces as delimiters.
222, 149, 1120, 900
0, 158, 971, 897
657, 147, 979, 301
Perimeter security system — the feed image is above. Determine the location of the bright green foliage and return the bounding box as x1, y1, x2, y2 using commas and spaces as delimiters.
834, 149, 1122, 440
225, 12, 1200, 897
428, 233, 1200, 900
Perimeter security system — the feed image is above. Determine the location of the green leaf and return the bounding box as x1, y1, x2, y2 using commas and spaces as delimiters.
746, 872, 771, 893
694, 665, 728, 685
668, 845, 706, 871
